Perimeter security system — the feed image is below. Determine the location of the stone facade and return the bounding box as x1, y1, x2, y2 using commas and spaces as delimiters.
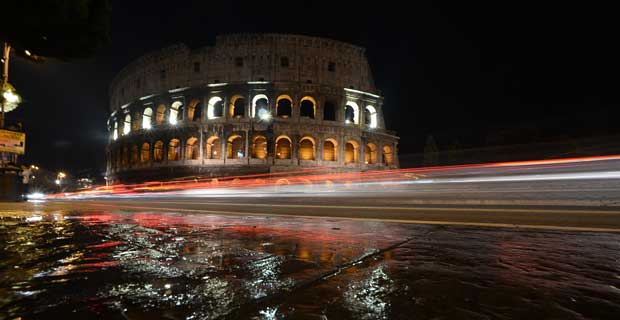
107, 34, 399, 184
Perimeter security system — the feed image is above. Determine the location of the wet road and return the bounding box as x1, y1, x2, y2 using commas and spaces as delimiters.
1, 205, 619, 319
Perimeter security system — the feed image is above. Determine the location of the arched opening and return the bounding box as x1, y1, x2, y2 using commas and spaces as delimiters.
300, 96, 316, 118
168, 138, 181, 161
205, 136, 221, 159
130, 145, 139, 166
156, 104, 166, 125
252, 94, 269, 119
169, 101, 183, 125
154, 141, 164, 162
365, 143, 378, 164
132, 112, 141, 131
276, 95, 292, 118
123, 114, 131, 135
275, 136, 292, 159
252, 135, 268, 159
186, 137, 199, 160
383, 145, 394, 166
230, 95, 246, 118
323, 100, 336, 121
299, 137, 316, 160
142, 108, 153, 129
121, 146, 129, 168
364, 105, 378, 128
345, 141, 359, 163
140, 142, 150, 164
323, 139, 337, 161
113, 121, 118, 140
227, 135, 244, 159
345, 101, 359, 124
187, 99, 201, 121
207, 96, 224, 119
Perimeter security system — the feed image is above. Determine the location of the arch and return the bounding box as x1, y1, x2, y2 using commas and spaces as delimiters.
252, 94, 269, 118
187, 99, 201, 121
207, 96, 224, 119
345, 140, 359, 163
205, 136, 221, 159
365, 143, 378, 164
113, 121, 118, 140
227, 135, 244, 159
130, 144, 139, 166
140, 142, 150, 164
132, 111, 141, 131
275, 135, 292, 159
229, 95, 246, 118
154, 140, 164, 162
299, 136, 316, 160
276, 94, 292, 118
142, 107, 153, 129
383, 145, 394, 166
300, 96, 316, 119
364, 105, 378, 128
186, 137, 199, 160
345, 101, 359, 124
169, 101, 183, 125
323, 100, 336, 121
252, 135, 268, 159
123, 114, 131, 135
168, 138, 181, 161
323, 138, 337, 161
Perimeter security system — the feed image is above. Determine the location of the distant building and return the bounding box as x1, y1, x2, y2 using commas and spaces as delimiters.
106, 34, 399, 184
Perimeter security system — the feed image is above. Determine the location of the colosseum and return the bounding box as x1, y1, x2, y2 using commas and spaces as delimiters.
106, 34, 399, 184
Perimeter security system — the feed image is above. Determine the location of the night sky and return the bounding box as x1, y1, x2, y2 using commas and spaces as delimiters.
5, 1, 620, 175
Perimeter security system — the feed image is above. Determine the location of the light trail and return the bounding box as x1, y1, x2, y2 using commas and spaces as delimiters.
46, 154, 620, 200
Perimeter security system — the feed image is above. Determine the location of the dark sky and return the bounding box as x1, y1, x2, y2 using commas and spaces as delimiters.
5, 1, 620, 174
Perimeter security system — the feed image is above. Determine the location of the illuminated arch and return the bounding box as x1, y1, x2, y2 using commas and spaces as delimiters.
345, 101, 359, 124
123, 114, 131, 135
155, 104, 166, 125
229, 95, 246, 118
252, 135, 268, 159
186, 137, 199, 160
345, 140, 359, 163
276, 94, 293, 118
252, 94, 269, 118
227, 135, 244, 159
169, 101, 183, 125
205, 136, 221, 159
300, 96, 316, 119
142, 107, 153, 129
140, 142, 150, 164
168, 138, 181, 161
365, 143, 378, 164
383, 145, 394, 166
323, 138, 338, 161
275, 135, 292, 159
299, 136, 316, 160
207, 96, 224, 119
113, 121, 118, 140
187, 99, 201, 121
153, 140, 164, 162
364, 105, 378, 128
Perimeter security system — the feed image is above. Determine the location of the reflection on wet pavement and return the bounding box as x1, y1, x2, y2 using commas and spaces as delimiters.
0, 208, 619, 319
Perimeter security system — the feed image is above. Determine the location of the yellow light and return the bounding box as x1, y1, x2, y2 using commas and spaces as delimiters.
24, 50, 31, 56
3, 90, 19, 103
